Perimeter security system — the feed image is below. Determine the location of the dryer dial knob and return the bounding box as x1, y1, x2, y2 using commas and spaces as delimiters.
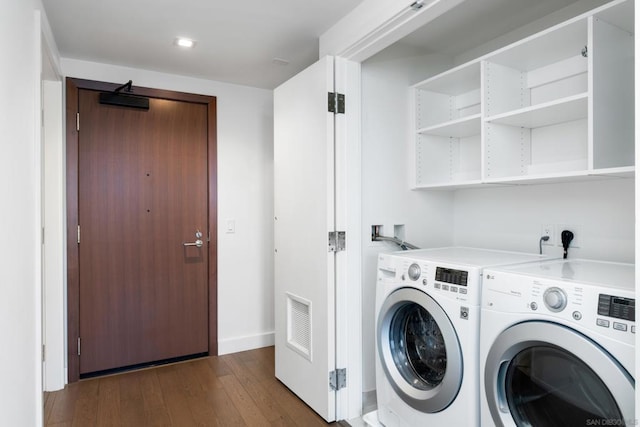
407, 263, 421, 281
543, 287, 567, 312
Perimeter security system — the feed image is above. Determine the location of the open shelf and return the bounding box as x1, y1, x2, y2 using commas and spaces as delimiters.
411, 0, 634, 190
485, 93, 587, 128
418, 114, 481, 138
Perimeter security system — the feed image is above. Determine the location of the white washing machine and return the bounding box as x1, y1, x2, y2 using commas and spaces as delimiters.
375, 247, 547, 427
480, 259, 635, 427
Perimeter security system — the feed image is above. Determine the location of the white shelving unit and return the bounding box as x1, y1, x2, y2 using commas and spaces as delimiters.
411, 0, 634, 189
414, 62, 482, 187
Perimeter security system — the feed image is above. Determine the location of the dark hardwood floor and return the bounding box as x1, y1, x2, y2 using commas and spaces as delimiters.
44, 346, 337, 426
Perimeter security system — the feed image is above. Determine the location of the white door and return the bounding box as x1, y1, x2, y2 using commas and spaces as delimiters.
274, 55, 338, 422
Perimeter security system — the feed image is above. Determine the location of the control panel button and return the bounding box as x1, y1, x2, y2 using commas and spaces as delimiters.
530, 302, 538, 311
434, 283, 441, 289
613, 322, 628, 332
596, 318, 610, 328
543, 287, 567, 312
572, 311, 582, 321
450, 287, 458, 293
422, 279, 427, 286
459, 288, 467, 295
408, 263, 421, 281
632, 326, 636, 334
442, 285, 450, 291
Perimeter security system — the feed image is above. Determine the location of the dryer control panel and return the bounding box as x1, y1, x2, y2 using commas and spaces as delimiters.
483, 269, 636, 346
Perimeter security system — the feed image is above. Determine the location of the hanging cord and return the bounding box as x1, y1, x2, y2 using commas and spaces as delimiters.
539, 235, 549, 255
561, 230, 574, 259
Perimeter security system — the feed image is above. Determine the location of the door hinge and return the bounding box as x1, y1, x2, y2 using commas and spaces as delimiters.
328, 231, 346, 252
41, 227, 45, 245
328, 92, 345, 114
329, 368, 347, 391
77, 225, 81, 244
77, 337, 81, 356
42, 344, 46, 362
76, 112, 80, 131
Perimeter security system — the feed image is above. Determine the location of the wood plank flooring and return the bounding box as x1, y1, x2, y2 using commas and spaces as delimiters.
44, 346, 337, 427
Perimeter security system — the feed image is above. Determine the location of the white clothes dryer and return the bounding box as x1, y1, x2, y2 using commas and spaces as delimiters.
375, 247, 547, 427
480, 259, 635, 427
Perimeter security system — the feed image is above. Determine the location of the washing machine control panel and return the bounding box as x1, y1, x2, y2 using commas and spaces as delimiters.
435, 267, 469, 287
395, 259, 480, 304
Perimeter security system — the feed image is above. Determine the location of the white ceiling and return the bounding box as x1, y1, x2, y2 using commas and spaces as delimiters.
41, 0, 363, 89
43, 0, 614, 90
398, 0, 581, 56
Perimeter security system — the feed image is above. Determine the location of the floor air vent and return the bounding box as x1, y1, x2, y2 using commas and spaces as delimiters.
286, 292, 312, 361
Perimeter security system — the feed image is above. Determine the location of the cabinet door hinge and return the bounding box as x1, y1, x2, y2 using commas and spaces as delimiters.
76, 112, 80, 131
329, 368, 347, 391
328, 231, 346, 252
328, 92, 345, 114
42, 345, 46, 362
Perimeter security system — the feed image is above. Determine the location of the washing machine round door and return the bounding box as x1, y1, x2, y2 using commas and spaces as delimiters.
377, 287, 463, 412
484, 321, 635, 427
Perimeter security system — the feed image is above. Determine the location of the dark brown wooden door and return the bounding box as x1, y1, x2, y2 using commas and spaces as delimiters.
77, 89, 209, 375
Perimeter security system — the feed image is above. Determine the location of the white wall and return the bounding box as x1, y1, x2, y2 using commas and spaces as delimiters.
635, 0, 639, 419
453, 180, 635, 261
43, 79, 66, 391
61, 59, 275, 355
361, 45, 456, 392
0, 1, 42, 425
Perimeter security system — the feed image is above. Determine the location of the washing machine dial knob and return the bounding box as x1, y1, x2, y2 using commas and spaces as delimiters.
543, 287, 567, 312
407, 263, 421, 281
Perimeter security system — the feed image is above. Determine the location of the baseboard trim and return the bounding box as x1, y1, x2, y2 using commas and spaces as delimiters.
218, 331, 275, 355
363, 389, 377, 413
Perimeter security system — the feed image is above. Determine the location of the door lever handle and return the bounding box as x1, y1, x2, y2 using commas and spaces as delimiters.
183, 239, 204, 248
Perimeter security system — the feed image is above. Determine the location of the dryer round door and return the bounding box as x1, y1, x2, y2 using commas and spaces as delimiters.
377, 287, 463, 412
484, 321, 635, 427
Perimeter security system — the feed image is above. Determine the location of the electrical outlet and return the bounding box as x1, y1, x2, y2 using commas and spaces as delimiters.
541, 224, 555, 246
557, 224, 581, 248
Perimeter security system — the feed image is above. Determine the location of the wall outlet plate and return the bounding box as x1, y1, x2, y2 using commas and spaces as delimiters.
541, 224, 555, 246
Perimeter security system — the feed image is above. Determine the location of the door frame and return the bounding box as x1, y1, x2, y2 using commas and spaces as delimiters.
65, 77, 218, 382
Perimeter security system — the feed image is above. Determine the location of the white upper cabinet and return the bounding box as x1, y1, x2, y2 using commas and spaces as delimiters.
411, 0, 634, 188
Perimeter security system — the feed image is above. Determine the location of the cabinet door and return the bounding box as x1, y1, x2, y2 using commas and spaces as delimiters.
274, 56, 337, 422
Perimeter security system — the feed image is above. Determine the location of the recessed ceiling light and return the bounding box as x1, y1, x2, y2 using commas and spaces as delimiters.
174, 37, 196, 48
